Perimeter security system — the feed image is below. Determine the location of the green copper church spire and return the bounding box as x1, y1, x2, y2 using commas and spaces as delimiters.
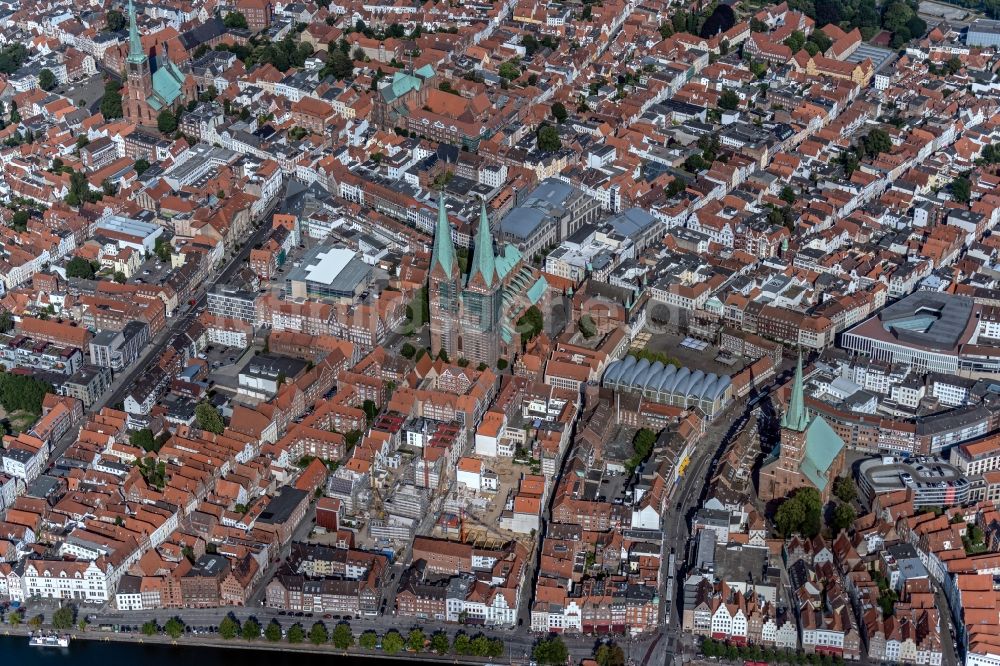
430, 193, 457, 277
127, 0, 146, 65
467, 199, 496, 288
781, 352, 809, 432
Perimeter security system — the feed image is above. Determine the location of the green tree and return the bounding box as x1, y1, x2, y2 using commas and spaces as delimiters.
0, 311, 14, 334
157, 108, 177, 134
883, 1, 914, 33
100, 81, 123, 119
382, 630, 405, 654
113, 271, 127, 284
134, 158, 151, 176
65, 169, 99, 206
861, 128, 892, 157
52, 606, 74, 629
533, 636, 569, 665
471, 634, 492, 657
326, 49, 355, 79
287, 623, 305, 644
783, 30, 806, 53
264, 620, 282, 642
154, 236, 172, 262
359, 630, 378, 649
11, 209, 29, 231
537, 125, 561, 152
951, 175, 972, 204
774, 487, 823, 537
362, 399, 379, 424
400, 342, 416, 359
0, 371, 51, 415
453, 632, 471, 655
596, 643, 626, 666
667, 177, 687, 196
195, 402, 225, 434
164, 617, 185, 639
839, 149, 860, 176
833, 476, 857, 503
906, 15, 927, 39
38, 69, 56, 91
131, 428, 156, 452
332, 622, 354, 649
498, 60, 521, 80
431, 632, 450, 654
224, 12, 249, 29
309, 621, 329, 645
830, 502, 857, 532
719, 89, 739, 111
809, 29, 833, 53
944, 56, 963, 75
408, 628, 426, 652
242, 617, 261, 640
106, 9, 126, 31
517, 305, 545, 341
219, 615, 240, 639
685, 154, 708, 172
142, 620, 159, 635
626, 428, 658, 474
551, 101, 568, 123
780, 185, 797, 204
101, 178, 119, 197
65, 256, 96, 279
9, 100, 20, 123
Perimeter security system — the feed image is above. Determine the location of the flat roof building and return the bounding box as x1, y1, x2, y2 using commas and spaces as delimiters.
858, 455, 970, 507
286, 245, 372, 302
966, 19, 1000, 47
841, 292, 1000, 376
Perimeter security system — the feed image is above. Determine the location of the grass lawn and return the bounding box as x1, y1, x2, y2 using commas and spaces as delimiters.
8, 409, 39, 434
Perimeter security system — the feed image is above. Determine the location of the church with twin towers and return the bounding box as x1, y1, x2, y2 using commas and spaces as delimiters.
428, 195, 548, 369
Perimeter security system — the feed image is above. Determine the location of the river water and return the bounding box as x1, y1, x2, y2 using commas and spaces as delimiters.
1, 634, 416, 666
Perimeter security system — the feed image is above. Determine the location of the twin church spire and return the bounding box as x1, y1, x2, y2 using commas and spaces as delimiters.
430, 194, 496, 289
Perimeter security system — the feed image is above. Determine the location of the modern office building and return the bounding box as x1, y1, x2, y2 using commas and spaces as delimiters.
499, 179, 601, 258
208, 284, 259, 323
841, 292, 1000, 376
89, 321, 150, 372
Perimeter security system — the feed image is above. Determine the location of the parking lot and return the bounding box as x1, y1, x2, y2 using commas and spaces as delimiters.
55, 73, 107, 114
204, 345, 258, 395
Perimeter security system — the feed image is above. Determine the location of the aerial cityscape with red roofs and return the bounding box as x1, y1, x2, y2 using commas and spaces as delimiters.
0, 0, 998, 664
